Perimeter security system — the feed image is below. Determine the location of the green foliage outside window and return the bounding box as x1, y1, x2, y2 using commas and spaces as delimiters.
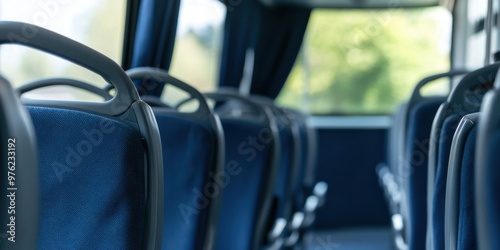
277, 8, 451, 115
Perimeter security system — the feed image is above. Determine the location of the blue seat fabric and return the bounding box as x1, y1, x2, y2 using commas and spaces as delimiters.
457, 126, 477, 249
28, 106, 145, 250
155, 114, 217, 250
275, 124, 294, 219
215, 118, 273, 250
432, 114, 461, 250
405, 99, 443, 250
483, 129, 500, 250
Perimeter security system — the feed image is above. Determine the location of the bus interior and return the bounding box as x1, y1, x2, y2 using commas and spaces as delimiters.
0, 0, 499, 249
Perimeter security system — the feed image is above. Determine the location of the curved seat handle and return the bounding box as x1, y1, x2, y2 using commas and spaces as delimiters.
203, 91, 264, 110
203, 91, 270, 120
444, 113, 479, 250
0, 21, 139, 115
409, 70, 470, 105
204, 89, 265, 110
126, 67, 211, 116
447, 63, 500, 113
17, 78, 113, 101
177, 88, 261, 111
139, 96, 173, 109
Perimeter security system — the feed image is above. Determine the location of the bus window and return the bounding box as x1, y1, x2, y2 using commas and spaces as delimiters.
277, 7, 452, 115
465, 0, 489, 68
166, 0, 225, 105
0, 0, 126, 101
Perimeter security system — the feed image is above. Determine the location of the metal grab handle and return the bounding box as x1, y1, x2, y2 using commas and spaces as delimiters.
126, 67, 211, 116
0, 21, 139, 115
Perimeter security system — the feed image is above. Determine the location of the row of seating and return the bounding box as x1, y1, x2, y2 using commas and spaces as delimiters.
2, 21, 326, 250
377, 58, 500, 250
136, 80, 327, 250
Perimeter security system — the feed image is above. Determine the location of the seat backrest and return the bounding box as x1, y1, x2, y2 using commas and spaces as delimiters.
429, 113, 462, 250
10, 22, 163, 250
250, 95, 301, 223
204, 92, 280, 250
282, 108, 324, 247
390, 102, 408, 181
272, 108, 299, 222
0, 76, 38, 250
127, 67, 224, 250
301, 113, 319, 195
400, 71, 468, 185
403, 97, 444, 250
286, 109, 316, 212
377, 101, 407, 224
387, 71, 468, 250
475, 67, 500, 250
374, 71, 468, 250
457, 124, 478, 250
444, 113, 479, 250
425, 65, 497, 250
387, 71, 468, 187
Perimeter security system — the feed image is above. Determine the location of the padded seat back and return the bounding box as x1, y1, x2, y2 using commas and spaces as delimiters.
425, 65, 497, 250
403, 97, 444, 250
204, 92, 280, 250
475, 67, 500, 250
127, 67, 224, 250
288, 110, 316, 212
272, 110, 297, 221
379, 71, 467, 250
430, 113, 461, 250
250, 95, 301, 222
390, 102, 409, 183
0, 76, 38, 250
444, 113, 479, 250
457, 125, 478, 250
281, 108, 323, 247
29, 107, 148, 249
9, 22, 163, 250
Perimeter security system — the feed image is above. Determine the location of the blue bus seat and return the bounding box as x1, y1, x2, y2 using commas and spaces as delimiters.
127, 67, 225, 250
11, 22, 163, 250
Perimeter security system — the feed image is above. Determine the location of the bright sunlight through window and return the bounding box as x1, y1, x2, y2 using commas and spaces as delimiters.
168, 0, 226, 97
0, 0, 126, 101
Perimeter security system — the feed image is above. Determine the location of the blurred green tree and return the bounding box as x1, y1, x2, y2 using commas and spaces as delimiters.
277, 8, 450, 115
